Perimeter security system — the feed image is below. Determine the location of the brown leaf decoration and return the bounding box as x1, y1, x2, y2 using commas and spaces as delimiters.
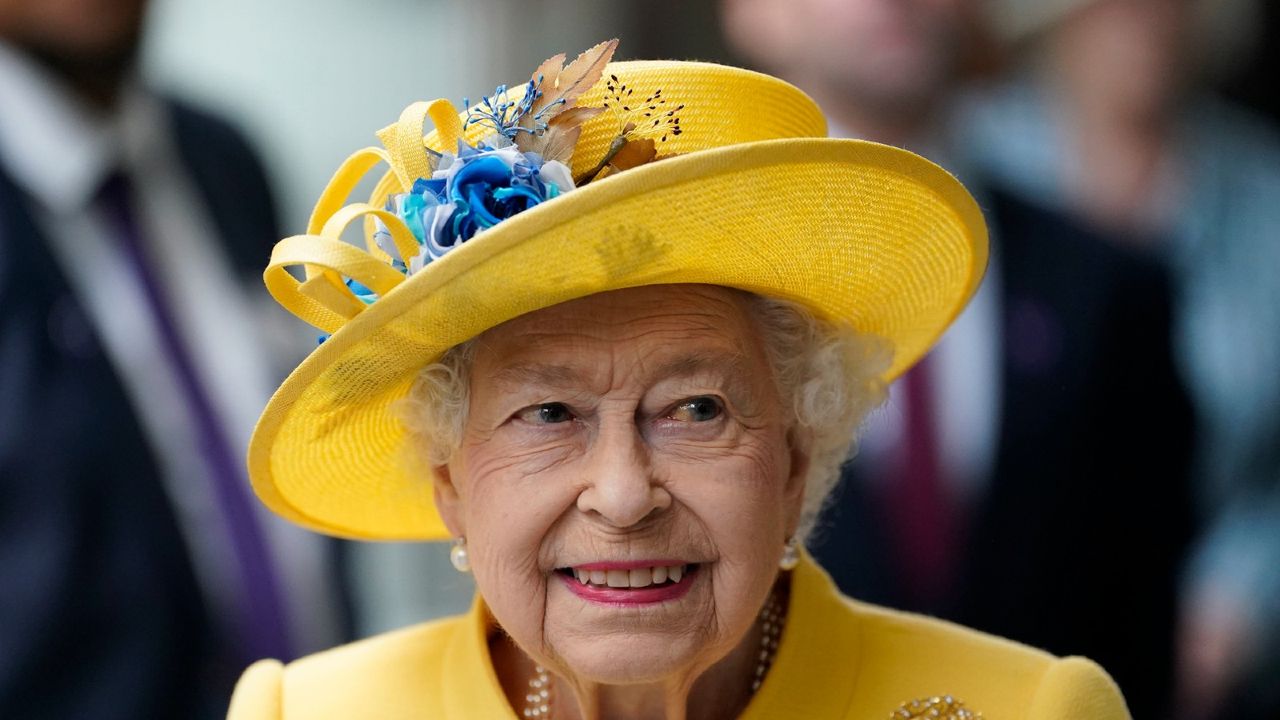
526, 39, 618, 125
529, 52, 566, 97
518, 53, 566, 138
532, 125, 584, 166
520, 105, 605, 163
550, 105, 606, 129
573, 135, 659, 185
607, 137, 656, 172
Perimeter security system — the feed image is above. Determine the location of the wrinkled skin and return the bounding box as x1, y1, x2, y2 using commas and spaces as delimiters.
433, 284, 811, 720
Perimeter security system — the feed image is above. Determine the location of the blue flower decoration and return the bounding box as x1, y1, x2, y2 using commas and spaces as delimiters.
375, 143, 575, 278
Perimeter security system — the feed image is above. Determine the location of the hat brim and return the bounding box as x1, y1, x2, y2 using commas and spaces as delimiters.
249, 137, 988, 540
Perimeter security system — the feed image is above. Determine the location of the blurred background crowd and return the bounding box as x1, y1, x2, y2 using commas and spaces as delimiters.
1, 0, 1277, 718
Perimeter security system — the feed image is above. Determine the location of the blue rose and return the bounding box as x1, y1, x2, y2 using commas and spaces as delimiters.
378, 145, 573, 278
447, 155, 539, 241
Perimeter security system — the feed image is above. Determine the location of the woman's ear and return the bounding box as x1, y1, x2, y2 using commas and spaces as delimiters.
432, 463, 465, 538
783, 426, 812, 531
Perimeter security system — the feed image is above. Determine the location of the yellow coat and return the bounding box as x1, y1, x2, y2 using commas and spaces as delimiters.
228, 556, 1130, 719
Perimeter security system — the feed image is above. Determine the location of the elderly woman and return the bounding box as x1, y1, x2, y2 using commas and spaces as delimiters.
229, 42, 1130, 719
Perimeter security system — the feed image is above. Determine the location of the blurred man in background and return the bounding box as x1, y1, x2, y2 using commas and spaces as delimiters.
963, 2, 1280, 717
0, 0, 342, 717
721, 0, 1195, 716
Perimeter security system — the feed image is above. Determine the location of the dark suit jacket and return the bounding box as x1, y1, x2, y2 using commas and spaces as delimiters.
0, 98, 279, 719
810, 188, 1196, 720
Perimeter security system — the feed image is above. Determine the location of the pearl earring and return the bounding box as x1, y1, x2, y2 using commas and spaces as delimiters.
450, 536, 471, 573
779, 536, 800, 570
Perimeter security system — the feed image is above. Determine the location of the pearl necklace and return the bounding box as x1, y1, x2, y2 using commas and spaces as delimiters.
752, 589, 784, 692
522, 665, 551, 718
521, 589, 786, 718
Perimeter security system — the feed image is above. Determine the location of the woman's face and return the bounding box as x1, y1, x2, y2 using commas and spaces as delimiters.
434, 284, 808, 685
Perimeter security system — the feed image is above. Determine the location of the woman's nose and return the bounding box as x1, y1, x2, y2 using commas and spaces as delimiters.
575, 422, 671, 528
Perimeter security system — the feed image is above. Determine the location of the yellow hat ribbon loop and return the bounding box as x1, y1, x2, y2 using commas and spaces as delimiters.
363, 169, 405, 262
425, 98, 464, 152
306, 146, 393, 236
269, 98, 468, 333
375, 99, 461, 190
263, 233, 407, 333
320, 202, 420, 269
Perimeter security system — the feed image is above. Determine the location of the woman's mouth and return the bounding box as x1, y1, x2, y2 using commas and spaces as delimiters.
555, 562, 700, 605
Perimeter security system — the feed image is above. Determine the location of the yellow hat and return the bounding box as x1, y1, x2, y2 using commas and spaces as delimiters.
250, 42, 988, 540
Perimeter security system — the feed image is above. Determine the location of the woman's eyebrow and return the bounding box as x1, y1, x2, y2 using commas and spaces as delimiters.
490, 362, 586, 389
490, 350, 748, 389
647, 351, 749, 383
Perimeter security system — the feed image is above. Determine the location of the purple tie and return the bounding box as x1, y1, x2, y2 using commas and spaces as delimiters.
883, 356, 959, 609
97, 172, 291, 662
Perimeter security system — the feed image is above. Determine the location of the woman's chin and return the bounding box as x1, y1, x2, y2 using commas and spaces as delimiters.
540, 572, 718, 683
554, 640, 700, 685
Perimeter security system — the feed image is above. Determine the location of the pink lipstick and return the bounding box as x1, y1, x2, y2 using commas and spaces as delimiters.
557, 562, 700, 606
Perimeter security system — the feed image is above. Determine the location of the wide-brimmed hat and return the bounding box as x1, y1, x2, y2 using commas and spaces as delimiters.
250, 42, 988, 540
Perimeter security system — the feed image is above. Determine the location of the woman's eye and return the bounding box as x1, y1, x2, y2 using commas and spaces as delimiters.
517, 402, 574, 425
669, 396, 723, 422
